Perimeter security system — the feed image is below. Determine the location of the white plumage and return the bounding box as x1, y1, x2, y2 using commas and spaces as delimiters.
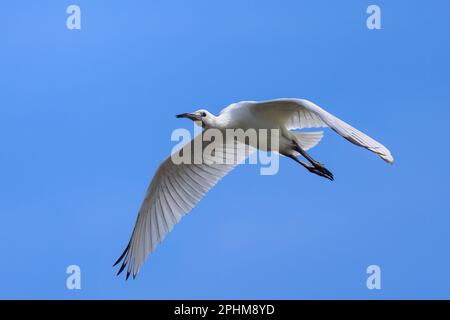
114, 98, 393, 279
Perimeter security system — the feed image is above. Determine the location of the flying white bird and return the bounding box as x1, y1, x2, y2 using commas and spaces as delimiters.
114, 98, 393, 279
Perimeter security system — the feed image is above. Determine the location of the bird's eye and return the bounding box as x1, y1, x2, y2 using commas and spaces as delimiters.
201, 112, 207, 117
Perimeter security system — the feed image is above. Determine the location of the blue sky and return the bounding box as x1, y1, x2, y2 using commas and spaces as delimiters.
1, 0, 449, 299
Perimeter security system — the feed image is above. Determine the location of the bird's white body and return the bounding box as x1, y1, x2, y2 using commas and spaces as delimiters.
115, 98, 394, 279
205, 100, 317, 155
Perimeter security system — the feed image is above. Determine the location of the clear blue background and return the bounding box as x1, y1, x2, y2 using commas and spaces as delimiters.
1, 0, 449, 299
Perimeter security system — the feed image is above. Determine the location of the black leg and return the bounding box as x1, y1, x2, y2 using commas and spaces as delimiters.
290, 139, 334, 180
286, 154, 334, 181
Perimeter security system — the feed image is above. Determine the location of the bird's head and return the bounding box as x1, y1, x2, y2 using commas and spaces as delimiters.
176, 109, 215, 128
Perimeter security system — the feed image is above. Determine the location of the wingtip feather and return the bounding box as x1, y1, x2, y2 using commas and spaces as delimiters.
378, 150, 394, 164
113, 243, 130, 267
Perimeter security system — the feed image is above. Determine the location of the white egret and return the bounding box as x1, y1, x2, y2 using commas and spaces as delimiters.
114, 98, 393, 279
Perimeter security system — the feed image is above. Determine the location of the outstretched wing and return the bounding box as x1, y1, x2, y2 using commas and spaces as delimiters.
247, 98, 393, 163
115, 132, 253, 279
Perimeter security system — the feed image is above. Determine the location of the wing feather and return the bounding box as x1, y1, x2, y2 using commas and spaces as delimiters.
115, 132, 252, 278
248, 98, 393, 163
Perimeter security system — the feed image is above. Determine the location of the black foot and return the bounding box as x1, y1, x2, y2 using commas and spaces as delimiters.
307, 162, 334, 181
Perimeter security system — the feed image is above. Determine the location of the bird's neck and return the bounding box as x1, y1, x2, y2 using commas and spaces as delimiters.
205, 113, 231, 130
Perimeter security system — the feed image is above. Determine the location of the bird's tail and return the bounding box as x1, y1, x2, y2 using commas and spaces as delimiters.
290, 131, 324, 151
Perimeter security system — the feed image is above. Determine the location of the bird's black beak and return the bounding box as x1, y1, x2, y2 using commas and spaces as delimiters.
176, 113, 200, 121
176, 113, 189, 118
